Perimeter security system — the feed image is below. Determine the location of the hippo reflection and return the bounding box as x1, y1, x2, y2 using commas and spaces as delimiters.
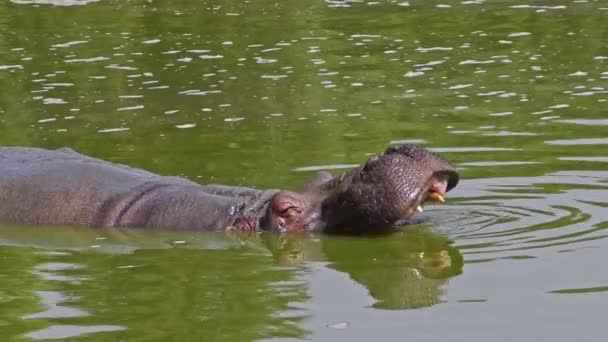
265, 228, 463, 309
0, 145, 458, 234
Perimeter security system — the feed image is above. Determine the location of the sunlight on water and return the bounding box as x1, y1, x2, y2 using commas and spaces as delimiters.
1, 0, 608, 341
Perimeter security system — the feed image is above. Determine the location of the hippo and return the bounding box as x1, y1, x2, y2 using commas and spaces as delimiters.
0, 145, 458, 234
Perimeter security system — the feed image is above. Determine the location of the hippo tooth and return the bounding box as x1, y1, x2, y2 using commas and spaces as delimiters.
427, 192, 445, 203
416, 205, 423, 213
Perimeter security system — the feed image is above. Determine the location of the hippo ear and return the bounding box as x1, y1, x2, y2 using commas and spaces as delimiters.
360, 155, 381, 181
299, 171, 333, 192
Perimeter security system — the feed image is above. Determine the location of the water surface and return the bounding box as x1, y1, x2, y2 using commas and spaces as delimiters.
0, 0, 607, 341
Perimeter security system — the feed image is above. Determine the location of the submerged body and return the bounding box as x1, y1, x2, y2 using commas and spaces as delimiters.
0, 145, 459, 234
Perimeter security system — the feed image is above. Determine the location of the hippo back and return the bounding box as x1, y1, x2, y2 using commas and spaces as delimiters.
0, 147, 196, 227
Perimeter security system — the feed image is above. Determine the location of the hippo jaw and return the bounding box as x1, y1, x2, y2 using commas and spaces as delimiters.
262, 145, 459, 234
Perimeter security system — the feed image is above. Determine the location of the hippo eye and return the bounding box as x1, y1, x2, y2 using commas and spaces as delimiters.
280, 206, 301, 217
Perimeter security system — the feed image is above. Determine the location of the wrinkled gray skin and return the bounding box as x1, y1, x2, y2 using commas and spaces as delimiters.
0, 145, 458, 234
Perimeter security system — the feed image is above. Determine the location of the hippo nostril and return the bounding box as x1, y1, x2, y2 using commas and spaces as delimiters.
443, 171, 460, 192
247, 215, 259, 232
364, 155, 380, 168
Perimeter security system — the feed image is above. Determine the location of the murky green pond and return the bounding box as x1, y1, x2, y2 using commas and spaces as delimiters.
1, 0, 607, 341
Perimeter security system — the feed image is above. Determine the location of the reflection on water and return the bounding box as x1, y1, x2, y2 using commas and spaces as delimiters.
20, 255, 127, 340
10, 0, 99, 5
549, 286, 608, 295
265, 228, 463, 310
32, 262, 87, 283
25, 325, 125, 341
0, 224, 465, 339
0, 228, 309, 341
23, 290, 89, 319
321, 229, 463, 310
1, 0, 608, 340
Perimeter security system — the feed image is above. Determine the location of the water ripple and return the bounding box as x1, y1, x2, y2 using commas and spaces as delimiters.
436, 172, 608, 261
545, 138, 608, 145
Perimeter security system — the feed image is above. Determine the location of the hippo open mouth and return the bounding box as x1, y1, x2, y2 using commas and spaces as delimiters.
263, 144, 459, 234
411, 169, 458, 214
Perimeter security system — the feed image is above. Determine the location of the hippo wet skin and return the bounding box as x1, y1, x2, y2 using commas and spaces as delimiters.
0, 145, 458, 234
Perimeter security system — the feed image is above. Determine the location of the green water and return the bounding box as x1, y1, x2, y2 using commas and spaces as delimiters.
0, 0, 607, 341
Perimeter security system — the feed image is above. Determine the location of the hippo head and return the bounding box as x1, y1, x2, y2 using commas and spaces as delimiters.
262, 144, 459, 234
